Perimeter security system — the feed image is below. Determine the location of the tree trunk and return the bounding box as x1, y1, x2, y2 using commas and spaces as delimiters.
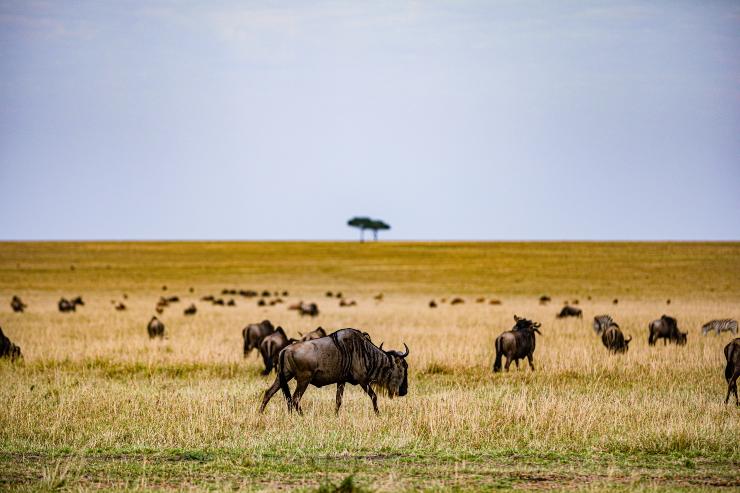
373, 229, 378, 241
360, 228, 365, 243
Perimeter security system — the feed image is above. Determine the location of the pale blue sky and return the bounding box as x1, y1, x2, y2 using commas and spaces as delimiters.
1, 1, 738, 240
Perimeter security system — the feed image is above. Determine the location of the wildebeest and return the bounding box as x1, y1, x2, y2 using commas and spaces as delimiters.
201, 295, 215, 302
259, 328, 409, 415
325, 291, 333, 297
648, 315, 687, 346
242, 320, 275, 357
429, 300, 437, 308
257, 299, 266, 306
539, 295, 551, 305
183, 304, 197, 316
450, 298, 464, 305
557, 305, 582, 318
0, 327, 22, 360
702, 319, 738, 336
339, 299, 356, 307
489, 299, 502, 305
165, 296, 179, 303
259, 327, 297, 375
297, 302, 319, 317
593, 315, 617, 335
724, 338, 739, 405
212, 298, 225, 306
58, 296, 84, 313
374, 293, 384, 301
601, 325, 632, 353
147, 316, 165, 338
10, 296, 27, 313
227, 299, 236, 306
493, 315, 542, 372
476, 297, 485, 303
298, 327, 326, 342
613, 298, 619, 305
114, 302, 126, 311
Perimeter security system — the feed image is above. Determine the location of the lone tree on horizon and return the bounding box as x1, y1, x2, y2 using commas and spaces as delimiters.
347, 217, 391, 242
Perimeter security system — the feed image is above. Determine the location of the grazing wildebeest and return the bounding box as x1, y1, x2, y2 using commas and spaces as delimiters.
557, 305, 582, 318
259, 327, 297, 375
476, 298, 485, 303
258, 299, 266, 306
259, 328, 409, 415
213, 298, 225, 306
297, 302, 319, 317
325, 291, 334, 297
261, 290, 271, 297
147, 316, 165, 338
165, 296, 179, 303
58, 296, 84, 313
593, 315, 617, 335
493, 316, 542, 372
183, 304, 197, 316
648, 315, 687, 346
11, 296, 27, 313
613, 298, 619, 305
702, 319, 738, 336
242, 320, 275, 357
298, 327, 326, 342
374, 293, 384, 301
429, 300, 437, 308
339, 299, 357, 307
539, 295, 551, 305
601, 325, 632, 353
114, 302, 126, 311
0, 327, 22, 360
227, 299, 236, 306
450, 298, 464, 305
724, 338, 740, 405
489, 299, 502, 305
201, 295, 215, 302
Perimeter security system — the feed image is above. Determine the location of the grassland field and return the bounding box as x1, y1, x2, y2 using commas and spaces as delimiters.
0, 241, 739, 491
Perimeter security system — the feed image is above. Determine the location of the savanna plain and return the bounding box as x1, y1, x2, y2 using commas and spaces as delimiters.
0, 242, 739, 491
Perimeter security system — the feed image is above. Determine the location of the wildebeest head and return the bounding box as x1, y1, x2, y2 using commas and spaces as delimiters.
675, 331, 687, 345
377, 342, 409, 397
72, 296, 84, 306
513, 315, 542, 335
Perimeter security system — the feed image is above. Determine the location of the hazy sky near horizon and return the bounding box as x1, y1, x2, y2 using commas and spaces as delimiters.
1, 1, 739, 240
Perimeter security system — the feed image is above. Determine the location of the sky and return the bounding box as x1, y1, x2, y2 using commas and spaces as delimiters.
1, 1, 739, 241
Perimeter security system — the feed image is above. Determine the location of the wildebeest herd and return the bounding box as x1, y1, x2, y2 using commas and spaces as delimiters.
2, 293, 739, 408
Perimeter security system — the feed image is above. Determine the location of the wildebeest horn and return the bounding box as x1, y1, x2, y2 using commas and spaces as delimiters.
626, 335, 632, 343
400, 343, 409, 358
533, 322, 541, 328
379, 342, 384, 351
514, 315, 521, 321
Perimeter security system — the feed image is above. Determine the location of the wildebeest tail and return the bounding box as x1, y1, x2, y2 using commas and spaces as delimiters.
493, 337, 503, 372
278, 349, 292, 407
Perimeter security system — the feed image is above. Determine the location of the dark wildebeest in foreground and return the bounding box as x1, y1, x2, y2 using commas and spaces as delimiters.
11, 296, 27, 313
183, 304, 197, 316
724, 338, 740, 405
259, 327, 297, 375
58, 296, 84, 313
242, 320, 275, 357
648, 315, 687, 346
702, 319, 738, 336
0, 327, 22, 360
557, 305, 582, 318
260, 328, 409, 415
593, 315, 617, 335
493, 316, 542, 372
147, 316, 165, 339
298, 327, 327, 342
601, 325, 632, 353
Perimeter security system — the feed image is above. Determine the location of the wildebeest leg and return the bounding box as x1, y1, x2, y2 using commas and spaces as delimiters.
504, 357, 511, 371
259, 376, 283, 413
291, 379, 310, 415
515, 359, 520, 370
362, 384, 379, 415
261, 350, 273, 375
527, 353, 535, 371
728, 370, 739, 405
335, 383, 345, 415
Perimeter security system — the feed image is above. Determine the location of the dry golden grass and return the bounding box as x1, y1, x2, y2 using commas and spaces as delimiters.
0, 242, 738, 491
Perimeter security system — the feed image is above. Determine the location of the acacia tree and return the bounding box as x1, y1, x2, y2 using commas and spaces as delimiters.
347, 217, 391, 242
368, 220, 390, 241
347, 217, 372, 242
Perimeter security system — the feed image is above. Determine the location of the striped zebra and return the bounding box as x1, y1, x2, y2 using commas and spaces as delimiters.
702, 319, 738, 336
593, 314, 618, 335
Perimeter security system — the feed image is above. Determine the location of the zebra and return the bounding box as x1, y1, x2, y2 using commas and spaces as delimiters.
702, 319, 738, 336
593, 315, 618, 335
